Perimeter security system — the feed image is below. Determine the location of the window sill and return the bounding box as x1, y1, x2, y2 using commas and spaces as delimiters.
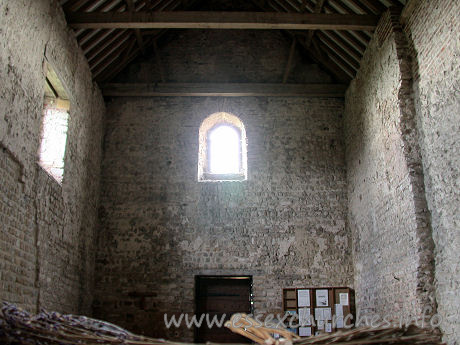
199, 172, 246, 182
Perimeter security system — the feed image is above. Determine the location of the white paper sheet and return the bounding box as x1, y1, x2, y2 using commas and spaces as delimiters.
336, 317, 344, 329
325, 322, 332, 333
339, 293, 349, 306
317, 320, 325, 330
297, 289, 310, 307
299, 327, 312, 337
314, 308, 323, 320
323, 308, 332, 320
299, 307, 311, 325
316, 289, 329, 306
335, 304, 343, 317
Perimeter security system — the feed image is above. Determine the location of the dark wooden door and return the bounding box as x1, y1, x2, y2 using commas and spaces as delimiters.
195, 276, 252, 343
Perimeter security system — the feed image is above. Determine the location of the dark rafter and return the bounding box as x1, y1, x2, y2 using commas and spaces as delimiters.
126, 0, 146, 55
305, 0, 326, 47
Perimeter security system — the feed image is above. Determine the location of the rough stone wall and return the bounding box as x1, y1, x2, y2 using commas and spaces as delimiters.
401, 1, 460, 343
94, 30, 351, 340
344, 10, 435, 326
0, 0, 105, 314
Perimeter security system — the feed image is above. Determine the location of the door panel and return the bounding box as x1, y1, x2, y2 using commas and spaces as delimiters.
195, 276, 252, 343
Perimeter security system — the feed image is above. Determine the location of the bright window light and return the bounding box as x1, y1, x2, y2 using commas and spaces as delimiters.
39, 106, 69, 183
209, 125, 240, 174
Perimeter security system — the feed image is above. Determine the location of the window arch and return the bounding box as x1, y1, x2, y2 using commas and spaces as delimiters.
198, 112, 247, 182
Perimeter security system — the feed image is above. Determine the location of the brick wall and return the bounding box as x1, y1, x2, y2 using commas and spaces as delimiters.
401, 1, 460, 343
0, 0, 105, 314
94, 30, 352, 340
344, 9, 435, 327
345, 1, 459, 344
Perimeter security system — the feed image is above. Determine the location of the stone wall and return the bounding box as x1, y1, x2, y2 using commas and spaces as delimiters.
0, 0, 105, 314
94, 30, 352, 340
345, 1, 459, 344
401, 1, 460, 343
344, 8, 435, 326
115, 29, 334, 84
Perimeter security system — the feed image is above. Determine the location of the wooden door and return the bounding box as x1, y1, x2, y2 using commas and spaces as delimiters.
195, 276, 252, 343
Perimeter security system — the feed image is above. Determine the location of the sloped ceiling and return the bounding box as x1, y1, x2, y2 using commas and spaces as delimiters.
59, 0, 406, 84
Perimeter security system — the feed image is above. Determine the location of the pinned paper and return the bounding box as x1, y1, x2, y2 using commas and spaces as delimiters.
314, 308, 323, 321
335, 304, 343, 317
316, 289, 329, 306
325, 323, 332, 333
297, 289, 310, 307
299, 327, 312, 337
336, 317, 344, 329
317, 320, 325, 330
339, 293, 349, 306
299, 307, 311, 325
323, 308, 332, 320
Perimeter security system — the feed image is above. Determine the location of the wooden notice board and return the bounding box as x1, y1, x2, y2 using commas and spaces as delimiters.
282, 287, 355, 337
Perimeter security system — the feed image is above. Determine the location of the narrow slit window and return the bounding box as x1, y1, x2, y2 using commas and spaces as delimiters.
38, 63, 70, 184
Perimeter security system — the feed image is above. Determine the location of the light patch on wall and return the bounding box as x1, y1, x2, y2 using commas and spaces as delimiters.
278, 236, 296, 258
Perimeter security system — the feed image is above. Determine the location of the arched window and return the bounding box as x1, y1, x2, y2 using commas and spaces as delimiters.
198, 112, 247, 181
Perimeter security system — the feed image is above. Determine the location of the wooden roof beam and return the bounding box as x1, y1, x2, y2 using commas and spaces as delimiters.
82, 29, 115, 54
354, 0, 386, 14
300, 0, 309, 13
248, 0, 352, 82
158, 0, 180, 11
319, 31, 362, 63
269, 0, 292, 13
305, 0, 326, 47
276, 0, 301, 12
96, 30, 167, 82
101, 83, 348, 97
332, 29, 366, 55
64, 0, 93, 11
83, 0, 122, 12
303, 0, 371, 47
92, 37, 135, 78
319, 38, 358, 75
87, 29, 129, 61
317, 33, 360, 70
68, 11, 379, 30
126, 0, 146, 55
297, 34, 351, 83
324, 46, 356, 78
90, 32, 132, 70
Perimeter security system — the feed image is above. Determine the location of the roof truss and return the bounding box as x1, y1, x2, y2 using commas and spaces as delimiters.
59, 0, 406, 84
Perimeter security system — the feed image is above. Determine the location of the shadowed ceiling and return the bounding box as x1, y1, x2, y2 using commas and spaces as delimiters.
59, 0, 406, 84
